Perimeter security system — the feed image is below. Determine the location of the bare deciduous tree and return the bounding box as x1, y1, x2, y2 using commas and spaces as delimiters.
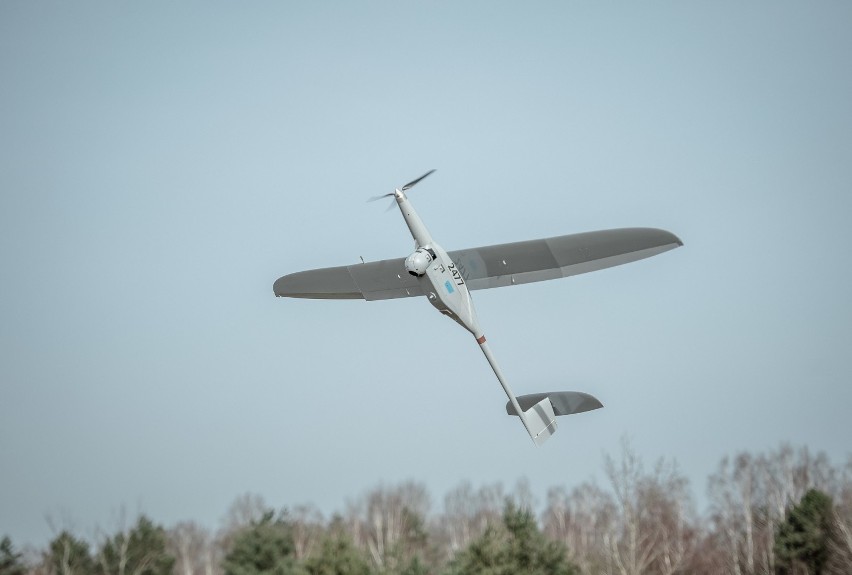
168, 521, 220, 575
435, 481, 504, 558
827, 456, 852, 573
543, 482, 615, 575
289, 504, 323, 561
601, 439, 696, 575
708, 443, 840, 575
221, 493, 268, 533
346, 481, 430, 571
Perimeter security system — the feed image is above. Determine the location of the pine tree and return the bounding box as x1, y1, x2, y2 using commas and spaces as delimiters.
0, 537, 26, 575
49, 531, 95, 575
446, 501, 578, 575
96, 516, 175, 575
222, 510, 302, 575
302, 533, 372, 575
775, 489, 835, 575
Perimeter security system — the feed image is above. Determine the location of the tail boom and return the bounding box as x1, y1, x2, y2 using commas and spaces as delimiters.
477, 338, 561, 446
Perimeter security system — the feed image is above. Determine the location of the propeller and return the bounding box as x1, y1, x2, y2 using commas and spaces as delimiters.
401, 169, 435, 191
368, 169, 436, 206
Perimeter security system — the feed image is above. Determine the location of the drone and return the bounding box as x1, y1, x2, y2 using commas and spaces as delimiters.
274, 170, 682, 445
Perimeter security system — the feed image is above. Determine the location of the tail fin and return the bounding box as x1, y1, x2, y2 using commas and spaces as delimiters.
524, 396, 558, 446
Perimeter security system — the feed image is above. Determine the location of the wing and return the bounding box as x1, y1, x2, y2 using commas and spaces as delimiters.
273, 258, 423, 301
451, 227, 683, 290
273, 227, 682, 300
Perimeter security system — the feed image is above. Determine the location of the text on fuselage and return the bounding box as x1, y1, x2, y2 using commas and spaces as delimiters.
448, 263, 465, 286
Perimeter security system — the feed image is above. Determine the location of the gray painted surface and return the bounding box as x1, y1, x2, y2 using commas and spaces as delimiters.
506, 392, 604, 417
273, 228, 682, 299
458, 228, 682, 290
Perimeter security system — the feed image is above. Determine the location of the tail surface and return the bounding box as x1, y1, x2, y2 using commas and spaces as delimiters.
522, 396, 559, 446
507, 391, 603, 446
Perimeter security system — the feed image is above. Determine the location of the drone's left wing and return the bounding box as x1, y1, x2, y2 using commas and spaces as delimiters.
273, 258, 423, 301
450, 227, 682, 291
274, 227, 682, 301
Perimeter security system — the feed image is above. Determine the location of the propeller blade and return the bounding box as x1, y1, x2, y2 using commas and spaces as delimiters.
366, 193, 397, 212
368, 170, 435, 209
401, 169, 435, 191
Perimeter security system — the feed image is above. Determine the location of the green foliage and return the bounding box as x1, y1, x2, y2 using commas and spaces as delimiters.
394, 556, 428, 575
97, 515, 174, 575
446, 501, 578, 575
49, 531, 95, 575
377, 554, 429, 575
303, 533, 373, 575
222, 510, 302, 575
399, 507, 428, 550
774, 489, 835, 575
0, 536, 26, 575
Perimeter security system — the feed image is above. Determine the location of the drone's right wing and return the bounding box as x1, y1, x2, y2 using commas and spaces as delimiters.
273, 258, 422, 301
273, 227, 682, 300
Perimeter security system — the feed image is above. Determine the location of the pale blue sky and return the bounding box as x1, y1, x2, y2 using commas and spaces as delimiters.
2, 1, 851, 546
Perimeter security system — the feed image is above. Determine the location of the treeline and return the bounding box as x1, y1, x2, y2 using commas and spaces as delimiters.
2, 442, 851, 575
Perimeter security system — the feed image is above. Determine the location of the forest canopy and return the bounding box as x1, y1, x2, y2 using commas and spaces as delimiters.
3, 443, 851, 575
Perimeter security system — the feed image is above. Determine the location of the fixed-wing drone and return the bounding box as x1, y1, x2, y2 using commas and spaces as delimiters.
274, 170, 682, 445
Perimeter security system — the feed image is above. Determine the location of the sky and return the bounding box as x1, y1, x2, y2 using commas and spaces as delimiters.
2, 1, 851, 548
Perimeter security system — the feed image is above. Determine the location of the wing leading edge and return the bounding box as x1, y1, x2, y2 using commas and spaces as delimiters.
273, 227, 682, 300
